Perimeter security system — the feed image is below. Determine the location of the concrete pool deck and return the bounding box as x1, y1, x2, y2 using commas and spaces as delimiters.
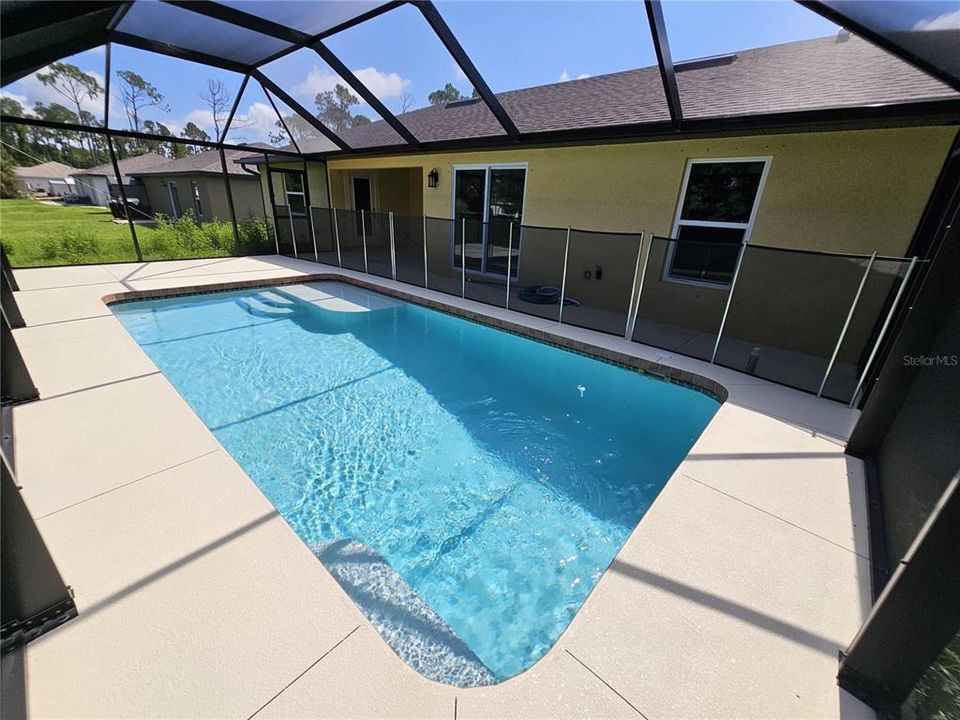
6, 255, 874, 719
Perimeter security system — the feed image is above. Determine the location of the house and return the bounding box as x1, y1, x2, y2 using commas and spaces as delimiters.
69, 152, 167, 207
128, 146, 270, 224
245, 32, 957, 356
13, 161, 78, 196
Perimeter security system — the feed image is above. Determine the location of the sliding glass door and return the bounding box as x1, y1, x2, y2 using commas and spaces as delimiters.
453, 166, 525, 277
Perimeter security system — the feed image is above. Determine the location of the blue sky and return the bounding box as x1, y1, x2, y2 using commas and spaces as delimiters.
5, 0, 941, 145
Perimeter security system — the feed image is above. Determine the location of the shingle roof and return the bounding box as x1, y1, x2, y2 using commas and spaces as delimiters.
72, 152, 168, 180
14, 161, 78, 178
331, 33, 957, 149
129, 144, 272, 177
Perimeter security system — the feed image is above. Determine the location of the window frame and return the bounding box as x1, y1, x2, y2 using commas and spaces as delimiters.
283, 171, 307, 217
190, 180, 203, 218
450, 162, 528, 278
663, 156, 772, 288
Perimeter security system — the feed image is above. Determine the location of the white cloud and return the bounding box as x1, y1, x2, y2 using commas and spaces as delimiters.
454, 63, 469, 82
292, 65, 410, 105
558, 70, 591, 83
6, 68, 106, 116
222, 102, 281, 142
353, 67, 410, 98
914, 8, 960, 30
184, 108, 216, 132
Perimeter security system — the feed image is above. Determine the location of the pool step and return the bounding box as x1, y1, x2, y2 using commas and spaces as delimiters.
313, 540, 497, 688
234, 292, 302, 319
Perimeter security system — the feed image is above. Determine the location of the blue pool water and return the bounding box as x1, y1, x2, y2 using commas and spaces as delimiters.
113, 282, 719, 683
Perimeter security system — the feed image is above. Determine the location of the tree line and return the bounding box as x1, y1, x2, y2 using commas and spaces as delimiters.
1, 62, 236, 170
3, 58, 489, 167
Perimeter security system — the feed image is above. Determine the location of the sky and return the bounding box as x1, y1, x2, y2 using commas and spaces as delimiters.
2, 0, 955, 146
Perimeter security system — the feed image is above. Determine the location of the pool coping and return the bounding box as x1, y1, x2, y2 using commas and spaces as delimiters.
9, 256, 874, 719
101, 274, 728, 405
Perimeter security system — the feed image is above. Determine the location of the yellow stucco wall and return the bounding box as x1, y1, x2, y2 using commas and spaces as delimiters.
326, 125, 954, 257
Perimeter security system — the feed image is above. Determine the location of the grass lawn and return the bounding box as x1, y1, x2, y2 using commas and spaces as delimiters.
0, 199, 155, 266
0, 198, 272, 267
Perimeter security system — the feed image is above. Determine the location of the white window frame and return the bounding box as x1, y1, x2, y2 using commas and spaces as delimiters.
190, 180, 203, 218
167, 181, 182, 219
663, 156, 772, 288
283, 171, 306, 217
450, 162, 528, 278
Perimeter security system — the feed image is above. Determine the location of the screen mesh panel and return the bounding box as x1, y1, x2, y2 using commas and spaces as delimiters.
631, 237, 734, 361
311, 207, 338, 266
510, 225, 567, 323
713, 246, 868, 393
393, 213, 426, 287
424, 216, 460, 297
561, 229, 643, 336
334, 208, 365, 272
117, 3, 292, 67
217, 0, 394, 39
274, 204, 295, 257
819, 257, 911, 403
365, 211, 393, 279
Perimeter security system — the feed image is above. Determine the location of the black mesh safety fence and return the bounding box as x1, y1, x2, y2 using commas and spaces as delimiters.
392, 212, 427, 288
631, 236, 737, 361
463, 217, 508, 309
364, 210, 393, 280
713, 245, 870, 394
334, 208, 366, 273
818, 257, 912, 404
561, 229, 643, 336
425, 215, 461, 297
274, 204, 295, 258
310, 206, 338, 266
508, 224, 568, 322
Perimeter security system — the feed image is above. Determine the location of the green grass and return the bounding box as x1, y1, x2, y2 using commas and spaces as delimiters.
0, 199, 274, 267
1, 199, 152, 266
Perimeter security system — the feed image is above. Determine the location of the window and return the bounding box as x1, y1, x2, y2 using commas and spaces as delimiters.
452, 164, 526, 278
283, 172, 306, 216
666, 159, 769, 285
191, 181, 203, 217
167, 181, 182, 219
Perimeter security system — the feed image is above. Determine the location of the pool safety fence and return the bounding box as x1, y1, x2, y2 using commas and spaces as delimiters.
278, 208, 916, 407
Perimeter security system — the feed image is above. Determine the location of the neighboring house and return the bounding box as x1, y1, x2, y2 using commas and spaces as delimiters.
13, 161, 79, 196
70, 152, 168, 207
128, 145, 269, 224
245, 33, 958, 336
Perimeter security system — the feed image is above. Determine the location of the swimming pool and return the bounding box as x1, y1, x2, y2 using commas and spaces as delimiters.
113, 282, 720, 685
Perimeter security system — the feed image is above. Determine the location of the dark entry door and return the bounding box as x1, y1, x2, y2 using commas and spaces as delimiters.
353, 176, 372, 234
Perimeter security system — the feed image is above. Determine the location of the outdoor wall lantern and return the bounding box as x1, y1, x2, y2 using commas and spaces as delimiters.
428, 168, 440, 188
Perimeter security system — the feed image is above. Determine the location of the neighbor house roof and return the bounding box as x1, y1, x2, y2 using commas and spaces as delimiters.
129, 144, 272, 178
250, 32, 958, 159
14, 161, 78, 178
72, 152, 168, 181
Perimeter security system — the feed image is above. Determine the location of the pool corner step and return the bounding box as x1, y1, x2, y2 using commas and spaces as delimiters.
234, 293, 302, 319
313, 539, 497, 688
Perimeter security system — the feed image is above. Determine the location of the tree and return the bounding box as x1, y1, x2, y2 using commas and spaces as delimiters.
314, 84, 368, 132
399, 92, 414, 113
0, 147, 23, 198
269, 114, 317, 146
0, 97, 29, 152
427, 84, 480, 105
141, 120, 184, 158
181, 121, 211, 150
36, 62, 102, 162
116, 70, 168, 133
199, 78, 230, 139
428, 83, 465, 105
